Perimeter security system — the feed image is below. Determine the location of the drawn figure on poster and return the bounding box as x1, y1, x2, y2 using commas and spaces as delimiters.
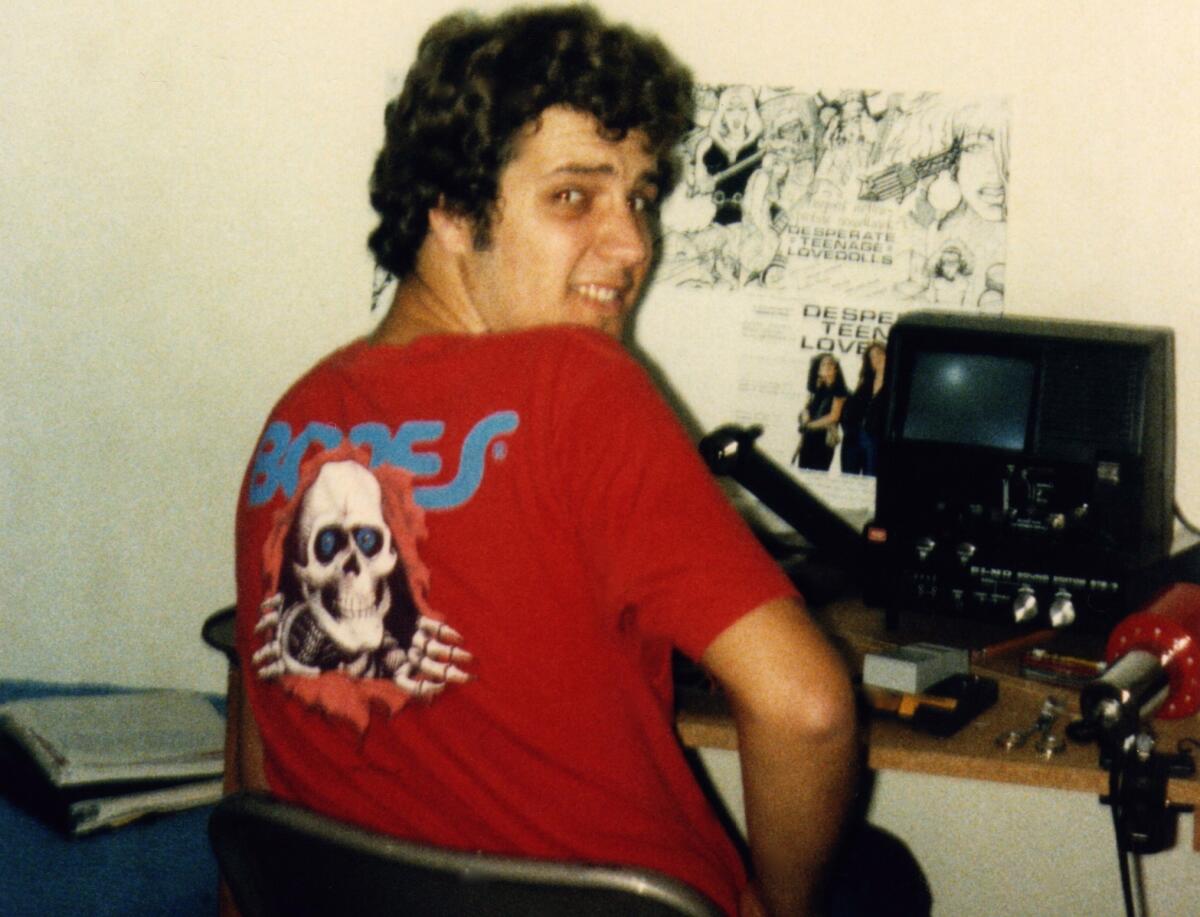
924, 242, 973, 306
810, 94, 879, 201
792, 354, 848, 471
661, 88, 821, 288
863, 97, 1009, 311
692, 85, 764, 226
839, 342, 887, 476
737, 93, 820, 285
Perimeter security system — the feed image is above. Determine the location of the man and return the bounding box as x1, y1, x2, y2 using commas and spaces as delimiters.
233, 7, 872, 915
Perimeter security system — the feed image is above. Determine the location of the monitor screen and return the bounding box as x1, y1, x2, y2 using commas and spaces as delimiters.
902, 351, 1035, 450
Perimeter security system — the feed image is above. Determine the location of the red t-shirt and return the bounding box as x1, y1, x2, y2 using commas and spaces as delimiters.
235, 326, 796, 914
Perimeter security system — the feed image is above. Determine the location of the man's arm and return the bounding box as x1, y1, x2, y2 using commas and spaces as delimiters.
702, 596, 859, 917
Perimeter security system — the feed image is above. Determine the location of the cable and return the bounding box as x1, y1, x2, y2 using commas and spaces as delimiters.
1102, 733, 1197, 917
1176, 737, 1200, 756
1176, 502, 1200, 537
1109, 759, 1138, 917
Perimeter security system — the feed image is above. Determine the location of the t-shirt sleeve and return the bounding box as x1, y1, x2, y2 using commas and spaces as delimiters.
550, 332, 798, 661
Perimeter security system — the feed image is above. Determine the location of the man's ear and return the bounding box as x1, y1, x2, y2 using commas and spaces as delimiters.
427, 205, 475, 256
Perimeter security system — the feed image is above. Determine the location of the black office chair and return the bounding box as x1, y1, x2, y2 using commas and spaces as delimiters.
202, 604, 237, 665
210, 792, 724, 917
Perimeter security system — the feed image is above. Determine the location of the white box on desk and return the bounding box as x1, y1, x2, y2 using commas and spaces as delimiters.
862, 643, 970, 694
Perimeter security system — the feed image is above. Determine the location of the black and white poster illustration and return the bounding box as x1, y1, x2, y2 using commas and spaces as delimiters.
641, 86, 1010, 523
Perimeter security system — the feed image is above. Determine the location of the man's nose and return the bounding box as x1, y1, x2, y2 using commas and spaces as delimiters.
596, 202, 650, 267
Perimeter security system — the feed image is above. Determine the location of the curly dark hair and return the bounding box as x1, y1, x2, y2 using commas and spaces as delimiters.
367, 4, 694, 279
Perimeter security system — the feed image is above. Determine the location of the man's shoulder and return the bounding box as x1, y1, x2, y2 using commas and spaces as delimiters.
268, 339, 370, 412
489, 325, 632, 365
253, 337, 423, 442
518, 326, 647, 379
265, 326, 649, 421
455, 326, 649, 393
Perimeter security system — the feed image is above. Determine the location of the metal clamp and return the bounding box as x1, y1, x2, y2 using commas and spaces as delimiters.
996, 696, 1066, 753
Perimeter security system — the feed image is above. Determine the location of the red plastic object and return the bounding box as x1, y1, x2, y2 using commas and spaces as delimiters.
1106, 583, 1200, 719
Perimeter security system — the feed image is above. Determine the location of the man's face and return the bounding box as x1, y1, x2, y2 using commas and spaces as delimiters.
456, 106, 659, 338
956, 132, 1006, 222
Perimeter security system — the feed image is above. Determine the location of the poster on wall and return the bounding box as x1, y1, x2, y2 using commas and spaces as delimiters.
640, 86, 1010, 527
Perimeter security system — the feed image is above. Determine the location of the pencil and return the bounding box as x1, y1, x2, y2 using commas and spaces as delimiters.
970, 628, 1056, 662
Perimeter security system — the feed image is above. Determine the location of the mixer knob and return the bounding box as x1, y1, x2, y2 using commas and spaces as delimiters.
1049, 590, 1076, 628
956, 542, 976, 565
1012, 585, 1038, 623
915, 537, 936, 562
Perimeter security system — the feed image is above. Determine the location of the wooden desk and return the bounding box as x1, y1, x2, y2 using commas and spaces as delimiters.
676, 598, 1200, 849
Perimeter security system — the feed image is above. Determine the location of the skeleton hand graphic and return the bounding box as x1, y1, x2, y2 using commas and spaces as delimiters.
253, 594, 314, 679
392, 616, 474, 699
254, 593, 473, 699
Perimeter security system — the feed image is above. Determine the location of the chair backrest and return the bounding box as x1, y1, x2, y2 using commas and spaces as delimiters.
201, 605, 237, 665
210, 792, 725, 917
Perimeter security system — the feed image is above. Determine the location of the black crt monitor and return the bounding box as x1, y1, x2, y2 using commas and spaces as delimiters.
872, 310, 1175, 627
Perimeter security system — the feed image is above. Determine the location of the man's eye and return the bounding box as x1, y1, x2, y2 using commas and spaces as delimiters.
555, 188, 586, 206
630, 191, 659, 214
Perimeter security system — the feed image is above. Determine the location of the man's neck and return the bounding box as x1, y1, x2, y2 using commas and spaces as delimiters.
370, 255, 482, 347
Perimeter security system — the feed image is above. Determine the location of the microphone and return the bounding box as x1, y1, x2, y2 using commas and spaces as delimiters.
1075, 583, 1200, 740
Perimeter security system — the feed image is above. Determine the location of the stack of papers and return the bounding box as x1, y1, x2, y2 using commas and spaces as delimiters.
0, 690, 225, 836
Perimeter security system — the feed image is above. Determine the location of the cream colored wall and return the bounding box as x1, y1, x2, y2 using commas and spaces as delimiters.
5, 0, 1196, 693
2, 2, 1196, 914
